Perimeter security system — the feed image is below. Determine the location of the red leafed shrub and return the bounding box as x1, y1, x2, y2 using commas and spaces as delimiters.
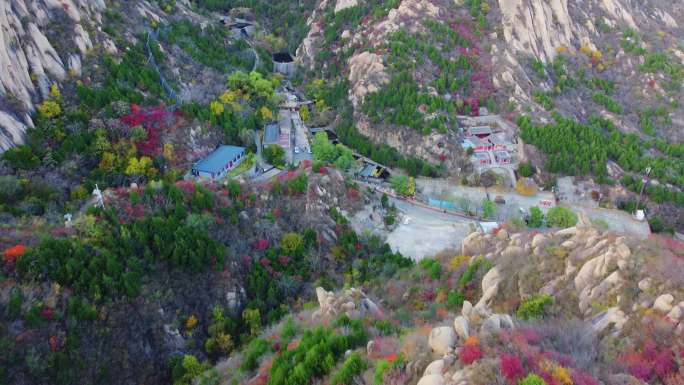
500, 354, 525, 382
121, 105, 168, 156
175, 180, 196, 197
459, 344, 483, 364
277, 256, 290, 266
254, 239, 269, 250
40, 307, 54, 320
317, 166, 328, 174
653, 349, 677, 380
540, 371, 560, 385
3, 244, 26, 264
301, 159, 311, 168
571, 370, 599, 385
420, 290, 435, 302
621, 344, 677, 382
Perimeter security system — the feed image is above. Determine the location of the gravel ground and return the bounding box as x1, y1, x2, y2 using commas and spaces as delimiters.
351, 196, 476, 261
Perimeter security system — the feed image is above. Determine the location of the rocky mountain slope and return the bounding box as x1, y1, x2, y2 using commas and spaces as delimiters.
209, 218, 684, 385
0, 0, 106, 150
493, 0, 684, 139
294, 0, 684, 231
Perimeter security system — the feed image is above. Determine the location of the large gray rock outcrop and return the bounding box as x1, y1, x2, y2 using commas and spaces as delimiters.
428, 326, 457, 355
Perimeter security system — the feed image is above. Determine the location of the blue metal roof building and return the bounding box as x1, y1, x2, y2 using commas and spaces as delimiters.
191, 145, 246, 179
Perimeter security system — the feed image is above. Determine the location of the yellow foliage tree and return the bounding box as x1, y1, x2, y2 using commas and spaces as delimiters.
210, 100, 224, 116
125, 156, 153, 176
99, 152, 117, 171
259, 106, 274, 121
163, 143, 175, 161
448, 255, 471, 272
37, 100, 61, 119
280, 232, 304, 255
186, 315, 198, 331
315, 99, 327, 113
408, 177, 416, 196
218, 90, 237, 104
300, 105, 310, 122
49, 84, 61, 99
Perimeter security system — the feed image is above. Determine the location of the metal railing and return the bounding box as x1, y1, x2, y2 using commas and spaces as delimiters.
145, 29, 182, 109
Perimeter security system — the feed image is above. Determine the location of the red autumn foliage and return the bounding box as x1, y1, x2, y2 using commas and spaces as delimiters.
121, 105, 168, 157
621, 342, 677, 382
175, 180, 196, 198
3, 244, 26, 264
571, 370, 600, 385
500, 354, 525, 382
459, 343, 483, 364
277, 256, 290, 266
254, 239, 269, 251
40, 307, 54, 320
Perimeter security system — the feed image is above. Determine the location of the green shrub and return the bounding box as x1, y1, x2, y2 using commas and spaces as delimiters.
240, 338, 271, 372
267, 316, 367, 385
528, 206, 543, 228
459, 258, 482, 287
419, 258, 441, 280
546, 206, 577, 228
330, 353, 367, 385
8, 288, 22, 318
518, 162, 535, 177
281, 316, 298, 340
519, 373, 547, 385
374, 359, 391, 385
446, 291, 465, 310
517, 294, 554, 320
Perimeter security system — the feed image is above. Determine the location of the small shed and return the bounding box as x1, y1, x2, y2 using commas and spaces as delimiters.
273, 52, 295, 77
466, 126, 492, 138
191, 145, 246, 179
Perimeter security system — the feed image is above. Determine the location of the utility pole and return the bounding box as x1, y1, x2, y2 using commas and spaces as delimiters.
634, 166, 651, 220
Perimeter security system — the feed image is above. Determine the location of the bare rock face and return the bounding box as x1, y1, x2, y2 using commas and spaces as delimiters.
475, 266, 501, 310
480, 313, 514, 334
423, 359, 445, 376
311, 286, 382, 321
417, 374, 445, 385
590, 307, 628, 335
453, 316, 469, 340
347, 52, 390, 108
653, 294, 675, 313
428, 326, 457, 355
461, 232, 486, 256
334, 0, 358, 13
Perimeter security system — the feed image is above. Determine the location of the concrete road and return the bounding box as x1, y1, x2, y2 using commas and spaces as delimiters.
416, 178, 650, 238
386, 198, 475, 260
